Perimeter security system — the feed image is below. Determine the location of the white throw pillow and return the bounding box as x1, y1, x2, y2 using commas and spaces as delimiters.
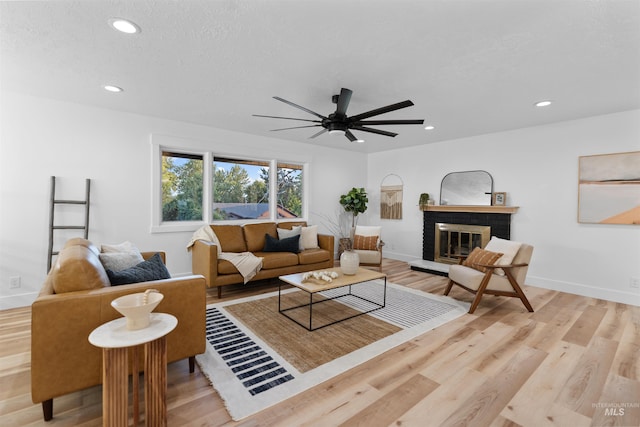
101, 241, 139, 253
300, 225, 319, 250
484, 236, 522, 275
99, 251, 144, 272
277, 226, 302, 240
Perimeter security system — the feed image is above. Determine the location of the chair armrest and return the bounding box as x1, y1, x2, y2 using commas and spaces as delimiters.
317, 233, 334, 252
474, 262, 529, 269
191, 240, 219, 287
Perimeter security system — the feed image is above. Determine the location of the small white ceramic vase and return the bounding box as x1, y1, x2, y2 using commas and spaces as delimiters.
340, 250, 360, 275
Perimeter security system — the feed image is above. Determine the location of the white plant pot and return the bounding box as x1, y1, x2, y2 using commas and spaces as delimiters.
340, 250, 360, 275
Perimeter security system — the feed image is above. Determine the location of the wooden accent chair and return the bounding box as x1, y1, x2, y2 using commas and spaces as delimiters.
351, 225, 384, 271
444, 240, 534, 314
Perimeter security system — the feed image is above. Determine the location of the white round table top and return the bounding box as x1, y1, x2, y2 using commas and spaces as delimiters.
88, 313, 177, 349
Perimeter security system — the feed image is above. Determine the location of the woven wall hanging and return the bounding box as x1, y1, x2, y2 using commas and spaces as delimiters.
380, 174, 403, 220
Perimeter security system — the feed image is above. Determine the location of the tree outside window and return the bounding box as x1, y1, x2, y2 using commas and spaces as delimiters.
162, 151, 203, 221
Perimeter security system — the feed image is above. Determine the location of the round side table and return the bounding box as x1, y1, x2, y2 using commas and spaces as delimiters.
89, 313, 177, 427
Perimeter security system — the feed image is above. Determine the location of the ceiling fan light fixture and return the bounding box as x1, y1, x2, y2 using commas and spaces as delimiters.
109, 18, 141, 34
327, 122, 346, 134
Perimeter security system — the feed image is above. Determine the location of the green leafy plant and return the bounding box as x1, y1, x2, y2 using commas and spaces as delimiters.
419, 193, 430, 207
339, 187, 368, 228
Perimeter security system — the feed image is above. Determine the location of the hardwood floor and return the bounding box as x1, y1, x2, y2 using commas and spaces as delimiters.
1, 259, 638, 426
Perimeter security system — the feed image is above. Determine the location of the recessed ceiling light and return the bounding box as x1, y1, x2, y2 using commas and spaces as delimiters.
355, 139, 365, 144
535, 100, 552, 107
104, 85, 123, 93
108, 18, 140, 34
424, 125, 435, 130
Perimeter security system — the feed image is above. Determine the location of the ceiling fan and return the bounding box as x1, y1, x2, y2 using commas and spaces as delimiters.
253, 88, 424, 142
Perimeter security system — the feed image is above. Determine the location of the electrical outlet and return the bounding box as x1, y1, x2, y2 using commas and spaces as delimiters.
631, 277, 640, 289
10, 276, 21, 289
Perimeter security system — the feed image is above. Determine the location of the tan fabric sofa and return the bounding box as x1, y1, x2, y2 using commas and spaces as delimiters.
31, 238, 206, 421
191, 221, 334, 297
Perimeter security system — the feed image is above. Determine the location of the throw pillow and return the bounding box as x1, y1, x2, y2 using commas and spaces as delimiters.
353, 234, 378, 250
484, 236, 522, 275
106, 253, 171, 286
300, 225, 319, 250
99, 251, 145, 272
277, 226, 302, 240
463, 247, 504, 273
263, 233, 300, 253
101, 241, 140, 253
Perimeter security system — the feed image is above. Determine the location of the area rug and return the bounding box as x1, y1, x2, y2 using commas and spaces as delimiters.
195, 280, 469, 420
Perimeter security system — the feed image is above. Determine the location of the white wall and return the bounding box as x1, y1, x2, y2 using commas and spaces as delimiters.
0, 92, 366, 309
368, 110, 640, 306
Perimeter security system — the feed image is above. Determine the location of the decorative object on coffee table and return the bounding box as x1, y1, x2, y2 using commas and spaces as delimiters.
339, 250, 360, 275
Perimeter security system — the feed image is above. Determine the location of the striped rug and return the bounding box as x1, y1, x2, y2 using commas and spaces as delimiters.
195, 280, 469, 420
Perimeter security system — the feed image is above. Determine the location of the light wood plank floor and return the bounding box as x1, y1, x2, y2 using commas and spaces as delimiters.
1, 259, 638, 426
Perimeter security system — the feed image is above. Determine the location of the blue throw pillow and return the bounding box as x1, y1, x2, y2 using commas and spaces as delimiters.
262, 233, 300, 253
106, 253, 171, 285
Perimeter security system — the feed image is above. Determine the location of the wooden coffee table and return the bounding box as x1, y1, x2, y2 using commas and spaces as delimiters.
278, 267, 387, 331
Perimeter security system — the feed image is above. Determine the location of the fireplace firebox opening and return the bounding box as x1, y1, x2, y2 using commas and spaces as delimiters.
434, 223, 491, 264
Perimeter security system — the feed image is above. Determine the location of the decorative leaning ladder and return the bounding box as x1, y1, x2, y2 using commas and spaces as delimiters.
47, 176, 91, 272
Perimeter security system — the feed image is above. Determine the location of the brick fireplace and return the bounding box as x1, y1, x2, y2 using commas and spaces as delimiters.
411, 205, 518, 275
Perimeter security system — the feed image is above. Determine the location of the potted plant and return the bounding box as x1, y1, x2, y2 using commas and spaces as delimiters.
339, 187, 368, 228
419, 193, 430, 209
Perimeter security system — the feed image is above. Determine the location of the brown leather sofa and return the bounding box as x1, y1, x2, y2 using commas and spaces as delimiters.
31, 238, 206, 421
191, 221, 334, 297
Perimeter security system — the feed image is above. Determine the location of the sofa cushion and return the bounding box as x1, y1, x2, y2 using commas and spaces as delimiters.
211, 225, 247, 253
101, 240, 140, 254
243, 222, 277, 252
277, 226, 301, 240
255, 251, 299, 269
298, 248, 331, 265
463, 248, 503, 273
106, 253, 171, 285
300, 225, 319, 250
484, 236, 523, 275
50, 244, 110, 294
263, 233, 300, 253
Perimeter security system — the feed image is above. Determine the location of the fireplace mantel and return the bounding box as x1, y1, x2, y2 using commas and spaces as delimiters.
421, 205, 519, 214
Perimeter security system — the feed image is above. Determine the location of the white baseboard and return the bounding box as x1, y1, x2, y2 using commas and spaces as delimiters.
0, 292, 38, 310
527, 276, 640, 307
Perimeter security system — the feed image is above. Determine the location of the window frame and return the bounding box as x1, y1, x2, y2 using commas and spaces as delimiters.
151, 139, 308, 233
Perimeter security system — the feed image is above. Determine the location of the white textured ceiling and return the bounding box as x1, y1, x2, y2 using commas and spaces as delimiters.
1, 0, 639, 153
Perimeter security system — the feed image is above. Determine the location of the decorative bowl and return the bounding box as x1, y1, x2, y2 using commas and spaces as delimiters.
111, 290, 163, 330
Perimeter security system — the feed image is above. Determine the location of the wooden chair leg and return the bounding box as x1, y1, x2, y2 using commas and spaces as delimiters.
468, 272, 493, 314
444, 279, 454, 295
504, 269, 534, 312
42, 399, 53, 421
189, 356, 195, 373
217, 286, 222, 299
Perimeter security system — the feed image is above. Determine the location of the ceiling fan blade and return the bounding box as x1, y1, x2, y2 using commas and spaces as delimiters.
335, 88, 352, 116
348, 100, 415, 121
350, 125, 398, 137
273, 96, 327, 120
353, 119, 424, 126
345, 130, 359, 142
309, 128, 328, 139
253, 114, 321, 123
270, 124, 322, 131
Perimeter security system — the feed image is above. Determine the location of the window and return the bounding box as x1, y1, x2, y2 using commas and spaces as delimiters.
277, 162, 303, 219
152, 138, 306, 232
161, 151, 203, 221
212, 157, 270, 220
